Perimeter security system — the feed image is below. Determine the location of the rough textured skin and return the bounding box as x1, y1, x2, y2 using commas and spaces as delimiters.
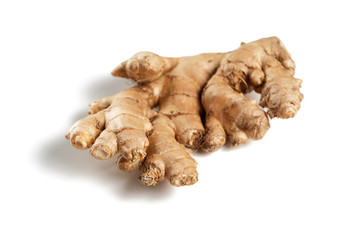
201, 37, 303, 152
66, 37, 303, 187
67, 51, 225, 186
139, 114, 198, 186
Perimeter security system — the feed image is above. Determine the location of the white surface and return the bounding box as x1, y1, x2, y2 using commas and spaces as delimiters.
1, 1, 359, 239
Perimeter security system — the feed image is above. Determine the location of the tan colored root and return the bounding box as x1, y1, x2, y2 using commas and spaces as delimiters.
157, 53, 225, 149
201, 77, 270, 152
111, 51, 225, 151
112, 52, 178, 82
220, 37, 303, 118
201, 36, 302, 152
88, 95, 115, 115
66, 37, 303, 187
259, 55, 303, 119
67, 81, 160, 166
90, 130, 117, 160
67, 51, 225, 174
139, 114, 198, 187
66, 111, 105, 149
202, 116, 226, 152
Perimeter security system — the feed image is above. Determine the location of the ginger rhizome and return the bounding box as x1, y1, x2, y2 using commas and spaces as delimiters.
67, 51, 224, 186
66, 37, 303, 187
201, 37, 303, 151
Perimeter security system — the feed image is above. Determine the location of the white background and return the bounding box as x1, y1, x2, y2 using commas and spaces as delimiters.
1, 0, 359, 239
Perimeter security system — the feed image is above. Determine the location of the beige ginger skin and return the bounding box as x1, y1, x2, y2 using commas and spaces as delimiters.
66, 37, 303, 187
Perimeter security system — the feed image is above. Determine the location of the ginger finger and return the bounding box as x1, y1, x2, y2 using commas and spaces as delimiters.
259, 55, 303, 119
139, 114, 198, 187
202, 115, 226, 152
90, 130, 117, 160
88, 95, 115, 115
66, 111, 105, 149
112, 52, 178, 82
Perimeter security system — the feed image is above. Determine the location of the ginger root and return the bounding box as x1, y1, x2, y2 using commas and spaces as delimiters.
201, 37, 303, 151
66, 37, 303, 187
